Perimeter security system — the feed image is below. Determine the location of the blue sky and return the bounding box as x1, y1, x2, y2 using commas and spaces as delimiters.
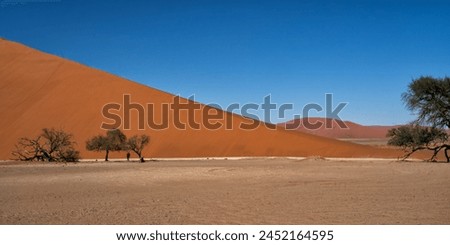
1, 0, 449, 125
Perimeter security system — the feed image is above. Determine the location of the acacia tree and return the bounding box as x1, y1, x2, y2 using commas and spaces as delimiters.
86, 129, 127, 161
402, 76, 450, 129
127, 135, 150, 162
12, 128, 80, 162
387, 125, 448, 161
388, 76, 450, 162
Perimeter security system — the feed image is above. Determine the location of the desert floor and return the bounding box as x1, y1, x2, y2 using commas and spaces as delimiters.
0, 158, 449, 224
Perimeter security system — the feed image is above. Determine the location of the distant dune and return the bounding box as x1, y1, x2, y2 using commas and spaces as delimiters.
0, 39, 405, 160
279, 118, 398, 139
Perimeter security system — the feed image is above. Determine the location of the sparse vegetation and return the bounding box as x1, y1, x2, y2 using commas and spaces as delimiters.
388, 76, 450, 161
127, 134, 150, 162
86, 130, 150, 162
387, 125, 448, 161
86, 129, 127, 161
12, 128, 80, 162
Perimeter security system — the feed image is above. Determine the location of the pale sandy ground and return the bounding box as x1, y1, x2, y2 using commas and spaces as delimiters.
339, 138, 390, 146
0, 158, 449, 224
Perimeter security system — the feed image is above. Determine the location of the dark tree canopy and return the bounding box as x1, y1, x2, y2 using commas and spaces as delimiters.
86, 129, 128, 161
85, 135, 106, 152
388, 76, 450, 162
127, 135, 150, 161
12, 128, 80, 162
402, 76, 450, 128
105, 129, 128, 151
387, 125, 448, 161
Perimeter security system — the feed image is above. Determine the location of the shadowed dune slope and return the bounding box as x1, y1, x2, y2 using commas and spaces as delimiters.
0, 39, 402, 159
280, 118, 398, 139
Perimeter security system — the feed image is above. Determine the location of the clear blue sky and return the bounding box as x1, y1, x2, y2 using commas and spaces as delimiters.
1, 0, 449, 125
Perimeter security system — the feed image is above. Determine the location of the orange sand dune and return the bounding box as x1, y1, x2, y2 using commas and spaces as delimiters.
280, 118, 398, 139
0, 39, 404, 160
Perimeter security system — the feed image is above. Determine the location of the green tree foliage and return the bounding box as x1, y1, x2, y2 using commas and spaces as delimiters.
387, 125, 448, 161
402, 76, 450, 128
86, 129, 128, 161
388, 76, 450, 162
12, 128, 80, 162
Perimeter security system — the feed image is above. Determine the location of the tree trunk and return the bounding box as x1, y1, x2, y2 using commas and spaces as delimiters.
137, 152, 145, 163
105, 149, 109, 161
445, 147, 449, 163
